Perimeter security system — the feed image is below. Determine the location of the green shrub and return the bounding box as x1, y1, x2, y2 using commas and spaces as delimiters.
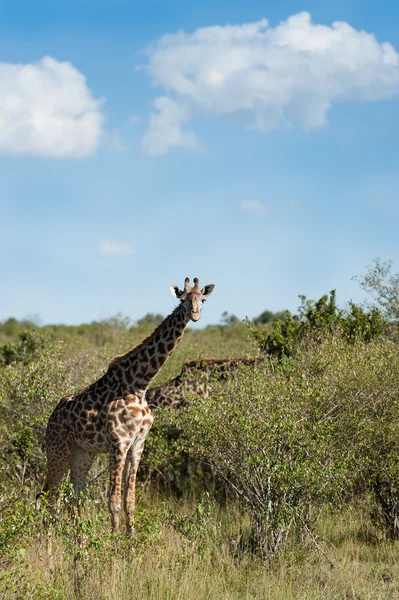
0, 330, 48, 366
246, 292, 385, 358
175, 336, 399, 557
354, 258, 399, 320
0, 335, 105, 489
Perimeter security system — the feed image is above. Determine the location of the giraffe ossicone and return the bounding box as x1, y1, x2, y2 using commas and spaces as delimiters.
39, 277, 214, 534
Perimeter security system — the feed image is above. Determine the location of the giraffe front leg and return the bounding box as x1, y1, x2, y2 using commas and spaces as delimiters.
123, 439, 146, 536
109, 446, 128, 532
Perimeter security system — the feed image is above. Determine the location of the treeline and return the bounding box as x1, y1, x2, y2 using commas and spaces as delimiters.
0, 306, 282, 349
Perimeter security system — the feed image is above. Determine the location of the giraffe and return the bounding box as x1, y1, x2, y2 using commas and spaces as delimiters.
39, 277, 214, 533
146, 356, 264, 410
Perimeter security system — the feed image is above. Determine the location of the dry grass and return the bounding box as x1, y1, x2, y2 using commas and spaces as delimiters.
2, 495, 398, 600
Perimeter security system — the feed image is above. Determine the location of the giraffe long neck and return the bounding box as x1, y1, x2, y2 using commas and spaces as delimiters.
110, 304, 190, 395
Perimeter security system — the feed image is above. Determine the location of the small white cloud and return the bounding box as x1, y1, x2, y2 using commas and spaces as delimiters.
98, 240, 133, 257
142, 96, 200, 155
0, 56, 104, 158
240, 200, 269, 217
142, 12, 399, 153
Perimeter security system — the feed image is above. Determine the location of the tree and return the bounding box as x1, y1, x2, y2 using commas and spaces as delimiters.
253, 310, 275, 324
220, 311, 240, 326
246, 291, 384, 359
136, 313, 164, 327
354, 258, 399, 320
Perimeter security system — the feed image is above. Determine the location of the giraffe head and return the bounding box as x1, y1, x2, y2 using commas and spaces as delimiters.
169, 277, 215, 322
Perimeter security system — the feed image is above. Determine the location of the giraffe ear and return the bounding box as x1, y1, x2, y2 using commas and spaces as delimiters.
201, 284, 215, 298
170, 285, 183, 298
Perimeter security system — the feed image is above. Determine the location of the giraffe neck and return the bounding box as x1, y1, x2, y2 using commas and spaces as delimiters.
109, 304, 190, 394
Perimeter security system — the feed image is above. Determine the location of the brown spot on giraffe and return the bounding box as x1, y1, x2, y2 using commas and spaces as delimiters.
39, 277, 215, 535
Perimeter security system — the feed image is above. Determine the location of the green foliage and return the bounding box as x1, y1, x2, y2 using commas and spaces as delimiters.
253, 309, 288, 325
0, 317, 38, 346
139, 408, 188, 495
354, 258, 399, 320
299, 289, 341, 332
104, 312, 133, 329
0, 330, 49, 366
163, 492, 220, 559
0, 334, 108, 489
220, 311, 240, 326
253, 310, 275, 324
175, 335, 399, 557
176, 349, 337, 558
136, 313, 164, 327
246, 291, 385, 358
245, 311, 298, 358
342, 302, 385, 342
0, 338, 65, 486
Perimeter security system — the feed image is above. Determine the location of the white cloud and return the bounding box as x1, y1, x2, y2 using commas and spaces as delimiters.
142, 12, 399, 153
98, 240, 133, 257
142, 96, 199, 155
240, 200, 269, 216
0, 56, 104, 158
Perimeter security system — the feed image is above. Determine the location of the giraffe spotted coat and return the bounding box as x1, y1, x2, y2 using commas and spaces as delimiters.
40, 277, 214, 533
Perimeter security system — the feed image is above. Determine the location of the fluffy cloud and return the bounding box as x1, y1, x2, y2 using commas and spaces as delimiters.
98, 240, 133, 257
142, 12, 399, 154
0, 56, 103, 158
240, 200, 269, 216
142, 96, 199, 155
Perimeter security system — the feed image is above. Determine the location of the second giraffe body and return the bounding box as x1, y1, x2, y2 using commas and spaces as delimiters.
40, 277, 214, 533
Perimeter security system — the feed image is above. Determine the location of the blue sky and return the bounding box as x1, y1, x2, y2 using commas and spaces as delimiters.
1, 0, 398, 327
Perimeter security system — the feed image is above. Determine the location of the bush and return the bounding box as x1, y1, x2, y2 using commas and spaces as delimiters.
0, 333, 105, 489
354, 258, 399, 320
0, 330, 48, 366
175, 335, 399, 557
246, 291, 385, 358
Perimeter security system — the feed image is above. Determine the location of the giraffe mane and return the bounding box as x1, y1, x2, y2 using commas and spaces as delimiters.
107, 306, 181, 371
108, 354, 125, 369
